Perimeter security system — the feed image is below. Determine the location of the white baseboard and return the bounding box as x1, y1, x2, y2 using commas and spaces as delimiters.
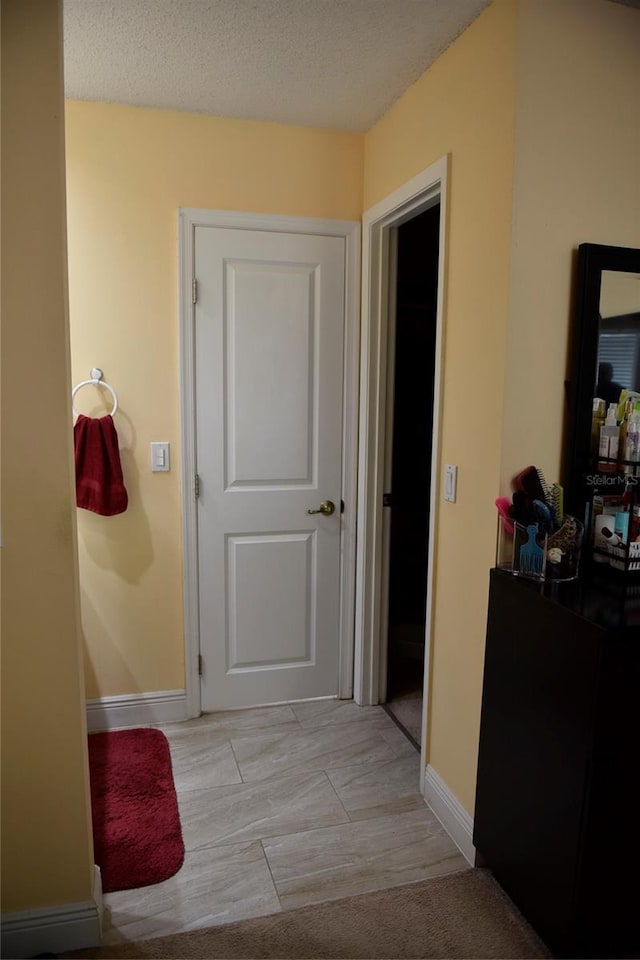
1, 899, 101, 958
93, 864, 104, 932
423, 763, 476, 865
86, 688, 188, 731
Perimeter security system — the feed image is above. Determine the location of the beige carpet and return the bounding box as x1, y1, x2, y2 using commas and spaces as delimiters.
385, 693, 423, 745
65, 868, 550, 959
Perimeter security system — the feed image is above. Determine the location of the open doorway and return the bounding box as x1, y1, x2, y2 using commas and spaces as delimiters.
355, 155, 447, 797
383, 205, 440, 746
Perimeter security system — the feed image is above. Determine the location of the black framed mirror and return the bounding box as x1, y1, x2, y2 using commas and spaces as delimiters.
565, 243, 640, 522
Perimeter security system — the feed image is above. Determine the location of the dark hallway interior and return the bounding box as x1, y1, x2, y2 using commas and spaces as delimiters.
384, 202, 440, 746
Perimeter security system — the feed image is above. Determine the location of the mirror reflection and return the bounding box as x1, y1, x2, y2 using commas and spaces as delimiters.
595, 270, 640, 402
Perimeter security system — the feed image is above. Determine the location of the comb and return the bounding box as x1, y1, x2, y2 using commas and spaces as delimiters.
517, 524, 545, 578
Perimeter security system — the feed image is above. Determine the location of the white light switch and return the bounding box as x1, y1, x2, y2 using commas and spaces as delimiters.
444, 464, 457, 502
150, 442, 170, 472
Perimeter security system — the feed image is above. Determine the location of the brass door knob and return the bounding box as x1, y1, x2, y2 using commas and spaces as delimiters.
307, 500, 336, 516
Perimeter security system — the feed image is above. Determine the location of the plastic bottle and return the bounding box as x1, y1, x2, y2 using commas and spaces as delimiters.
618, 398, 636, 469
624, 403, 640, 477
598, 403, 620, 472
591, 398, 606, 458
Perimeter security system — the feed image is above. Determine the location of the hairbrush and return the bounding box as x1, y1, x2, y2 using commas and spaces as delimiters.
495, 496, 514, 534
512, 465, 548, 506
511, 490, 533, 525
533, 499, 554, 533
548, 483, 564, 527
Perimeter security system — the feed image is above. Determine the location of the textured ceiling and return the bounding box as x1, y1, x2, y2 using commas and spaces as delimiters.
63, 0, 490, 132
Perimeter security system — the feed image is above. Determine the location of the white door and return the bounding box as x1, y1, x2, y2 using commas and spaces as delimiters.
195, 225, 346, 710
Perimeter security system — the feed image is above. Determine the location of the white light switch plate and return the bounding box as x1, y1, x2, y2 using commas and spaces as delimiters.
150, 441, 170, 472
444, 464, 457, 502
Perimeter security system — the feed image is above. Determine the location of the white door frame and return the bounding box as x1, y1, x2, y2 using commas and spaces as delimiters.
179, 208, 361, 719
354, 156, 449, 788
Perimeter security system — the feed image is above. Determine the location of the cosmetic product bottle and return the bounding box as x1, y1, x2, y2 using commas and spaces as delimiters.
624, 403, 640, 477
591, 398, 606, 458
618, 398, 635, 468
614, 509, 630, 544
598, 403, 620, 473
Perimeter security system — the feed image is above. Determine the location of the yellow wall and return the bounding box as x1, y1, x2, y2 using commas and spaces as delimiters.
1, 0, 94, 912
65, 101, 363, 699
364, 0, 517, 813
61, 0, 639, 823
501, 0, 640, 492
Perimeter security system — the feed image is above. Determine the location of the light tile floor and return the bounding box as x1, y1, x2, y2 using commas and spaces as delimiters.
101, 700, 467, 945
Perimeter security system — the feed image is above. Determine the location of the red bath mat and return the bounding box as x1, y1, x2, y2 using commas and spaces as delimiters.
88, 728, 185, 893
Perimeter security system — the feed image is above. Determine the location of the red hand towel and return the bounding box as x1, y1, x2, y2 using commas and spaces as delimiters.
74, 415, 128, 516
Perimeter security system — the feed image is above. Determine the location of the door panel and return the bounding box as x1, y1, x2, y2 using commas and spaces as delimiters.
195, 226, 345, 710
225, 260, 317, 487
226, 532, 314, 670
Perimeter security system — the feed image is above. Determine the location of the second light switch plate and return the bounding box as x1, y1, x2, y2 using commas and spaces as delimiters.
444, 464, 457, 502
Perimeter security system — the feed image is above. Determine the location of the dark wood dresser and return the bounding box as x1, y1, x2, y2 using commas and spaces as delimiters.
473, 568, 640, 958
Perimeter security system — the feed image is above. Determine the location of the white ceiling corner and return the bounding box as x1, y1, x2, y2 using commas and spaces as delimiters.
62, 0, 490, 132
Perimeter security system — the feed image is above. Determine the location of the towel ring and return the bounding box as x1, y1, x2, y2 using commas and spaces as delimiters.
72, 368, 118, 418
